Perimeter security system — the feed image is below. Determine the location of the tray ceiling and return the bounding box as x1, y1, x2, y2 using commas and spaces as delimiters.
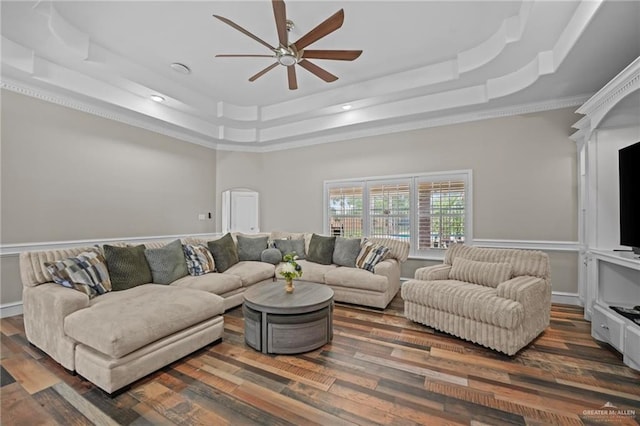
1, 0, 639, 151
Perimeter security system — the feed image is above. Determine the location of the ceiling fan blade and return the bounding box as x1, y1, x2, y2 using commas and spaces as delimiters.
272, 0, 288, 47
287, 65, 298, 90
213, 15, 275, 51
292, 9, 344, 51
298, 59, 338, 82
302, 50, 362, 61
216, 54, 276, 58
249, 62, 279, 82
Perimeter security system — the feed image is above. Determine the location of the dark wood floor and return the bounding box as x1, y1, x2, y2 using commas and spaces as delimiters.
1, 296, 639, 425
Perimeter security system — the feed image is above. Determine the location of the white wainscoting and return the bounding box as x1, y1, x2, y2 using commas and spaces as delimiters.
1, 236, 581, 318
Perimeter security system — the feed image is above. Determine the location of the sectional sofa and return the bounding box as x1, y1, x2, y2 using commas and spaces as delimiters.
19, 231, 409, 393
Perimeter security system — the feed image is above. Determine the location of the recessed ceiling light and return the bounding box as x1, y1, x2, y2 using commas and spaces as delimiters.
150, 94, 165, 103
170, 62, 191, 74
341, 104, 352, 110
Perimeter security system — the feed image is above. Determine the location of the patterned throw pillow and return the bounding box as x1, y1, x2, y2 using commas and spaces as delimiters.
355, 239, 390, 272
183, 244, 215, 276
45, 250, 112, 299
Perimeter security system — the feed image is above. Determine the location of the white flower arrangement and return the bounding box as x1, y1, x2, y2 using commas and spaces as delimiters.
279, 252, 303, 281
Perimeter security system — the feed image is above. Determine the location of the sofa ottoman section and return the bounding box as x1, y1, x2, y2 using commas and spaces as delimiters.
64, 284, 224, 393
74, 315, 223, 393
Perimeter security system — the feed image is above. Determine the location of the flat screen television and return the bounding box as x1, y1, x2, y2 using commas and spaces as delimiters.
619, 141, 640, 255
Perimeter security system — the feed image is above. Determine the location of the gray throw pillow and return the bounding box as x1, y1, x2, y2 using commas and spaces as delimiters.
103, 244, 152, 291
274, 239, 306, 259
332, 237, 362, 267
237, 235, 268, 261
207, 233, 239, 272
261, 248, 282, 265
144, 239, 188, 285
306, 234, 336, 265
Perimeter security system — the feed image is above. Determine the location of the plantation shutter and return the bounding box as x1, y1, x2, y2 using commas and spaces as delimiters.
416, 180, 466, 250
327, 185, 364, 237
368, 181, 411, 242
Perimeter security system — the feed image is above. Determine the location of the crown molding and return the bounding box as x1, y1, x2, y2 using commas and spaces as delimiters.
0, 78, 220, 150
571, 56, 640, 142
2, 77, 587, 154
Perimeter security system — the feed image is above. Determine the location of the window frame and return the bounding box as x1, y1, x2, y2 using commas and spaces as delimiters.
324, 170, 473, 259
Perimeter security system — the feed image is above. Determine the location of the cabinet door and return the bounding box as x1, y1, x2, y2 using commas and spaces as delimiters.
230, 191, 259, 233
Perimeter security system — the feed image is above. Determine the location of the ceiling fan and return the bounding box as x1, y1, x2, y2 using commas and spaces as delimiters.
213, 0, 362, 90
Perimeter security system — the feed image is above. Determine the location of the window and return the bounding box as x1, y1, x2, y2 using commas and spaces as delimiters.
327, 184, 363, 238
325, 171, 471, 257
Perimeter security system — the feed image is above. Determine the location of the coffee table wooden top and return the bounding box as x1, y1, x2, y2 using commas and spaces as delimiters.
243, 281, 334, 315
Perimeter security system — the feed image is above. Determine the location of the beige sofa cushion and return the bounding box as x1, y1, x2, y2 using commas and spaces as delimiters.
324, 267, 388, 292
64, 284, 224, 358
401, 279, 524, 329
277, 259, 337, 283
224, 261, 275, 287
449, 257, 512, 288
171, 272, 242, 295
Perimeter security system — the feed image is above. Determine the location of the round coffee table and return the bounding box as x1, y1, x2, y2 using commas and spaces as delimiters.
243, 281, 334, 354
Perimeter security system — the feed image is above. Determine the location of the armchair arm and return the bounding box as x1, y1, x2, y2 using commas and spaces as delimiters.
497, 275, 551, 334
414, 264, 451, 281
22, 283, 90, 370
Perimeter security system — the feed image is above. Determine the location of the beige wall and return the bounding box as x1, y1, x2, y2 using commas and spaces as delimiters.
217, 108, 580, 292
0, 92, 581, 307
1, 90, 217, 305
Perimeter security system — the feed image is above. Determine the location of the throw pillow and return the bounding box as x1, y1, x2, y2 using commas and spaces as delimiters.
449, 257, 512, 288
261, 248, 282, 265
355, 239, 390, 272
306, 234, 336, 265
183, 244, 215, 276
103, 244, 152, 291
274, 238, 306, 259
143, 239, 188, 284
332, 237, 362, 267
237, 235, 269, 261
207, 233, 239, 273
45, 250, 111, 299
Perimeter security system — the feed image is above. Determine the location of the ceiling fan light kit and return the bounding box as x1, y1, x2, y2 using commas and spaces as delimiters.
214, 0, 362, 90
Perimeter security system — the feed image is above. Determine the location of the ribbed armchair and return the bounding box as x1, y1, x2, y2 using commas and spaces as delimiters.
401, 244, 551, 355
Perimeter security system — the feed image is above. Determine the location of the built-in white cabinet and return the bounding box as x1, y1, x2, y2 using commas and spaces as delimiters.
221, 189, 260, 234
572, 56, 640, 371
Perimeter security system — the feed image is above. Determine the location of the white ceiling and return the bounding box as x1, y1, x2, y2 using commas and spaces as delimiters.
2, 0, 639, 151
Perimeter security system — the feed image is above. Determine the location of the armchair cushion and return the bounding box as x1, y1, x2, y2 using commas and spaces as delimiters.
449, 257, 512, 288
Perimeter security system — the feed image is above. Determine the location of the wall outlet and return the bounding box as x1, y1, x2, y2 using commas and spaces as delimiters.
198, 213, 206, 220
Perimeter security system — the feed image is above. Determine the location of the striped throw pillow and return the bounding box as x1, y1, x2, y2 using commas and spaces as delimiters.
183, 244, 215, 276
355, 240, 390, 272
449, 257, 512, 288
45, 250, 112, 299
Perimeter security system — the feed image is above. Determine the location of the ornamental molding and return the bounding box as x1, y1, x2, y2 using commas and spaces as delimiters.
571, 56, 640, 142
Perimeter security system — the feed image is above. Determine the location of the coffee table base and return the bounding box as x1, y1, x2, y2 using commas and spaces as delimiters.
243, 304, 333, 354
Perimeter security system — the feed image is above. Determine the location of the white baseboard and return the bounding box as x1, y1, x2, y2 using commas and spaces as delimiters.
0, 290, 583, 319
551, 291, 582, 306
1, 302, 23, 318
